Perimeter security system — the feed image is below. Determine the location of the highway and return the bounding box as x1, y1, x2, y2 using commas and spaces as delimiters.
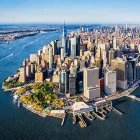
105, 80, 140, 102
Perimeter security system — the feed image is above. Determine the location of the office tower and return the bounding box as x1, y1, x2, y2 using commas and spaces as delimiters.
23, 59, 27, 67
109, 49, 115, 65
30, 54, 37, 62
26, 64, 31, 78
61, 47, 65, 61
35, 71, 43, 82
31, 62, 35, 76
60, 69, 69, 94
102, 51, 107, 68
19, 66, 26, 83
113, 36, 117, 50
70, 37, 77, 58
38, 49, 42, 56
37, 55, 41, 66
111, 58, 127, 89
50, 40, 58, 55
136, 63, 140, 80
76, 35, 80, 56
49, 46, 53, 69
62, 22, 67, 57
69, 74, 76, 96
127, 59, 137, 82
104, 70, 117, 95
84, 67, 100, 100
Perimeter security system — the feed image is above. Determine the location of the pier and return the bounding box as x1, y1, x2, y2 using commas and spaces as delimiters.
127, 95, 140, 102
112, 107, 123, 115
77, 114, 87, 127
92, 112, 105, 121
61, 114, 66, 126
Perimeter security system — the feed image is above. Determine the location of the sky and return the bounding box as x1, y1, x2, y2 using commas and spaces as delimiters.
0, 0, 140, 24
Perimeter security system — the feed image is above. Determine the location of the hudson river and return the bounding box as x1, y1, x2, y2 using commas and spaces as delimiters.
0, 30, 140, 140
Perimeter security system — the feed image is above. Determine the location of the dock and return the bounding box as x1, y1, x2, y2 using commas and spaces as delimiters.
92, 112, 105, 121
127, 95, 140, 102
77, 114, 87, 127
61, 113, 66, 126
112, 107, 123, 115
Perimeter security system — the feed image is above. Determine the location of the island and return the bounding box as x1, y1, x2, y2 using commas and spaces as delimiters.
3, 24, 140, 128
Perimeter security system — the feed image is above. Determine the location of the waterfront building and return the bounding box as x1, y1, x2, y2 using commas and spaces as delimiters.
83, 67, 100, 100
26, 64, 31, 78
35, 71, 43, 82
127, 58, 137, 82
30, 54, 37, 62
111, 58, 128, 89
104, 70, 117, 95
19, 66, 26, 83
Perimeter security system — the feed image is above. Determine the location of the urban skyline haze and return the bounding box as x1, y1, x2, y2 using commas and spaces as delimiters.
0, 0, 140, 24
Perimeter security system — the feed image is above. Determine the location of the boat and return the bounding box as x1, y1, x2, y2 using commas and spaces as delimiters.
79, 121, 87, 128
73, 115, 77, 124
13, 94, 19, 102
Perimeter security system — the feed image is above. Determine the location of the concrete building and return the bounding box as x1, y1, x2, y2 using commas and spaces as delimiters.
26, 64, 31, 78
70, 37, 77, 58
35, 72, 43, 82
69, 74, 76, 96
111, 58, 128, 89
30, 54, 37, 62
49, 46, 53, 69
19, 66, 26, 83
104, 70, 117, 95
84, 67, 100, 100
60, 69, 69, 94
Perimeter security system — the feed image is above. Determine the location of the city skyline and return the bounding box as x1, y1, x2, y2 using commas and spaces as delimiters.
1, 0, 140, 24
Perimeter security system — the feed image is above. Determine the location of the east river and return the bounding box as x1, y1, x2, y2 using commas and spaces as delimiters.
0, 30, 140, 140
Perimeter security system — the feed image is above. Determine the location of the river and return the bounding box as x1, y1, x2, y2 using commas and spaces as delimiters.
0, 30, 140, 140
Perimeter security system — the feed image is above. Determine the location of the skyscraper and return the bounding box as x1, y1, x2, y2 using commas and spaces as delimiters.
19, 66, 26, 83
104, 70, 117, 95
111, 58, 128, 89
49, 46, 53, 69
84, 67, 100, 100
60, 69, 69, 94
62, 21, 67, 57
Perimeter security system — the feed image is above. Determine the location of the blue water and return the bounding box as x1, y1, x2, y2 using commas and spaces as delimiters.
0, 31, 140, 140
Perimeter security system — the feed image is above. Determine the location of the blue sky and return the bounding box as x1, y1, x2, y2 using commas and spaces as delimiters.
0, 0, 140, 24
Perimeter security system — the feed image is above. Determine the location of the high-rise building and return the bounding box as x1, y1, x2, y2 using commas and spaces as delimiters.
35, 71, 43, 82
69, 74, 76, 96
127, 58, 137, 82
104, 70, 117, 95
26, 64, 31, 78
113, 36, 117, 50
111, 58, 128, 89
30, 54, 37, 62
49, 46, 53, 69
84, 67, 100, 100
60, 69, 69, 94
70, 37, 77, 58
109, 49, 115, 65
62, 22, 67, 57
19, 66, 26, 83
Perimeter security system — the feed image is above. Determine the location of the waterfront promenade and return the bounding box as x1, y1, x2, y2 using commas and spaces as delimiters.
105, 80, 140, 102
